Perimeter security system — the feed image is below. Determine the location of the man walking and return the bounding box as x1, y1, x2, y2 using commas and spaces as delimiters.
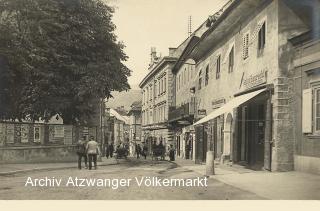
86, 136, 101, 170
76, 136, 88, 169
109, 143, 114, 158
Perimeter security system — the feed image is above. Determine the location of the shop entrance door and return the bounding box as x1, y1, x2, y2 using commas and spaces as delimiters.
238, 98, 266, 170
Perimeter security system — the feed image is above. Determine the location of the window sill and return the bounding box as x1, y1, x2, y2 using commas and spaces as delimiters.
305, 134, 320, 139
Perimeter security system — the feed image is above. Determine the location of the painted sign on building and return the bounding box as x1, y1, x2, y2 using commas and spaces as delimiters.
243, 69, 267, 90
212, 98, 226, 109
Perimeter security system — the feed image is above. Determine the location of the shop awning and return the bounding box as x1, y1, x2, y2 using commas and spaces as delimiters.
193, 88, 266, 126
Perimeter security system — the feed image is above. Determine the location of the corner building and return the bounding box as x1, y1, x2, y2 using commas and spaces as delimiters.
189, 0, 314, 172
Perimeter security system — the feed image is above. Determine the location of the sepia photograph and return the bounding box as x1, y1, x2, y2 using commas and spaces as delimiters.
0, 0, 320, 202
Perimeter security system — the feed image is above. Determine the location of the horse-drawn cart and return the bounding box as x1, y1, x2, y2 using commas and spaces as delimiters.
151, 145, 165, 161
114, 147, 128, 163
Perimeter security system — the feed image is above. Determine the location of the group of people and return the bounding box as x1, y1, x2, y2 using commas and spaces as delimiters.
135, 144, 148, 159
76, 136, 101, 170
76, 137, 177, 169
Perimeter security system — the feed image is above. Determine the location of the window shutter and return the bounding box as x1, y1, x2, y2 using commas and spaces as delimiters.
302, 88, 312, 133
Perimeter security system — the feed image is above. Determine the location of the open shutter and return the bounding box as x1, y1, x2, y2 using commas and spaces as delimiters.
302, 88, 312, 133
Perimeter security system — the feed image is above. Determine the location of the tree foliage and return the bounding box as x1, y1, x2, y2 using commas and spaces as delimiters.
0, 0, 130, 124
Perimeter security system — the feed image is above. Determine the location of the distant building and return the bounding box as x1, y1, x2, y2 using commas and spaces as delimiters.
127, 100, 142, 155
139, 48, 177, 152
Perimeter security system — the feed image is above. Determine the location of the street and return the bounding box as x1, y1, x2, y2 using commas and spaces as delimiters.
0, 158, 263, 200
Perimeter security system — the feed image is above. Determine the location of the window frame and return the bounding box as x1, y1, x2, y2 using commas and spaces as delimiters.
216, 55, 221, 79
228, 46, 234, 73
205, 65, 209, 86
243, 32, 250, 60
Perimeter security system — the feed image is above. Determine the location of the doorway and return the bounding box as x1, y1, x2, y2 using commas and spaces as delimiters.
237, 95, 267, 170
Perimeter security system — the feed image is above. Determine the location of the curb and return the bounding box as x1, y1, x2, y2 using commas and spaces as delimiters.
0, 161, 118, 176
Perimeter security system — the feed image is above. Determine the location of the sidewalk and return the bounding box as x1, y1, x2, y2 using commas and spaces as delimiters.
174, 158, 320, 200
0, 157, 118, 176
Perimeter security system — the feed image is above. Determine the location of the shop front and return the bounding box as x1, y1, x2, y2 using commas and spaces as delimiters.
194, 87, 272, 170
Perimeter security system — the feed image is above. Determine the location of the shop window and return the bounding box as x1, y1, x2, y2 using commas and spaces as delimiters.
258, 22, 266, 51
205, 65, 209, 86
216, 55, 221, 79
228, 46, 234, 73
243, 32, 249, 60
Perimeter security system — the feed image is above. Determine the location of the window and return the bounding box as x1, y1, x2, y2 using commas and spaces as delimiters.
198, 70, 202, 90
154, 82, 157, 99
161, 79, 163, 93
184, 69, 187, 84
205, 65, 209, 86
229, 46, 234, 73
146, 87, 149, 102
150, 86, 153, 101
243, 33, 249, 60
164, 76, 166, 92
258, 22, 266, 50
303, 87, 320, 134
158, 81, 161, 95
216, 56, 221, 79
315, 89, 320, 131
179, 74, 181, 90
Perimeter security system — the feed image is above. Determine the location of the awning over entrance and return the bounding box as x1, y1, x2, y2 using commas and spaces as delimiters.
193, 88, 266, 126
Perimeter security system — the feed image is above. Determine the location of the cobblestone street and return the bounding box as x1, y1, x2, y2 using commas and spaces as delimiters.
0, 158, 263, 200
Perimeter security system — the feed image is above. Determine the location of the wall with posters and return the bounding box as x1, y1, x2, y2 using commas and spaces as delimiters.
0, 122, 99, 163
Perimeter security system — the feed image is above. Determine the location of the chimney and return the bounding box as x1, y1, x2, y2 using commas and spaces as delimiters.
149, 47, 158, 67
169, 48, 176, 57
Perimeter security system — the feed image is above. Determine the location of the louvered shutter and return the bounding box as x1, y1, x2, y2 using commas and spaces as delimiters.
302, 88, 313, 133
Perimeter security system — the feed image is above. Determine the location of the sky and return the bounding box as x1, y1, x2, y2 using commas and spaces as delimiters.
106, 0, 228, 89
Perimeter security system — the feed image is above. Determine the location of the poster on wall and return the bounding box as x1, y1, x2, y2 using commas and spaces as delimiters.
14, 124, 21, 143
6, 124, 14, 144
0, 123, 5, 146
21, 124, 29, 143
33, 126, 41, 143
54, 125, 64, 138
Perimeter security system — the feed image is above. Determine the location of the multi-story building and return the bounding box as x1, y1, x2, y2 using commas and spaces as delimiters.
186, 0, 315, 172
140, 48, 177, 152
128, 100, 142, 154
289, 29, 320, 174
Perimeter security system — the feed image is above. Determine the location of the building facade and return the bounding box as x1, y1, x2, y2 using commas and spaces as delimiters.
140, 48, 177, 153
128, 101, 142, 155
188, 0, 313, 172
290, 30, 320, 174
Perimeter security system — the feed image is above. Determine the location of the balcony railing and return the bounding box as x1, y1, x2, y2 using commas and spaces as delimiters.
168, 98, 195, 122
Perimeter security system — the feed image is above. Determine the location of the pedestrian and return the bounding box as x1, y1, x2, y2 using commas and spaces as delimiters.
105, 144, 110, 159
142, 145, 148, 159
86, 136, 101, 170
76, 136, 88, 169
109, 143, 114, 158
136, 144, 141, 159
169, 144, 175, 161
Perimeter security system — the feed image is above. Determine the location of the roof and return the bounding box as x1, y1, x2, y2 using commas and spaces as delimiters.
109, 108, 129, 124
139, 56, 177, 88
188, 0, 268, 62
172, 36, 200, 74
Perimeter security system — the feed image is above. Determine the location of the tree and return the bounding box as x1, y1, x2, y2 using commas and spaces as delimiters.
0, 0, 130, 124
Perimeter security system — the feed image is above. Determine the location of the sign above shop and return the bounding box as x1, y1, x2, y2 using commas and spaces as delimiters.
212, 98, 225, 109
198, 109, 206, 116
243, 69, 267, 90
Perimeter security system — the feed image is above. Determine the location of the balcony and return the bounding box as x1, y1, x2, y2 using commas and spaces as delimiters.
168, 99, 195, 123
